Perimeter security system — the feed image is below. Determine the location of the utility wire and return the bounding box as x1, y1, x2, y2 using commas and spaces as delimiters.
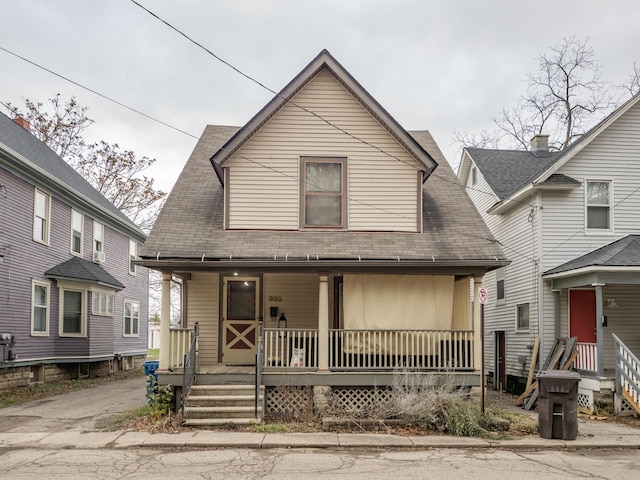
0, 45, 199, 140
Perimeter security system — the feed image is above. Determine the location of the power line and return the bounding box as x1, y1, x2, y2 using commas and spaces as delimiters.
0, 45, 199, 140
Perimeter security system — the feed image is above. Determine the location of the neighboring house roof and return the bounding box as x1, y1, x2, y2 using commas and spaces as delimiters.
463, 91, 640, 211
140, 125, 507, 271
0, 112, 145, 241
210, 49, 438, 183
45, 256, 125, 290
543, 235, 640, 277
464, 148, 562, 200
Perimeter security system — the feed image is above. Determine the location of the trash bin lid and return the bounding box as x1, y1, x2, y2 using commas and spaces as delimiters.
536, 370, 581, 380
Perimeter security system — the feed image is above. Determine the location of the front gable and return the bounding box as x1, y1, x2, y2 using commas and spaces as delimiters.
224, 68, 425, 232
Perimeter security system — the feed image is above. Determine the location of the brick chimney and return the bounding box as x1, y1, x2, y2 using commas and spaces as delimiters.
530, 134, 549, 155
13, 117, 31, 132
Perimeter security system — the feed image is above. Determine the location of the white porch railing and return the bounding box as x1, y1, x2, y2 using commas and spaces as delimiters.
168, 328, 193, 369
613, 333, 640, 412
329, 329, 474, 370
263, 328, 319, 368
575, 342, 597, 372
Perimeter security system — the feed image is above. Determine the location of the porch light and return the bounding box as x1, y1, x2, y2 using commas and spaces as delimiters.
278, 313, 287, 329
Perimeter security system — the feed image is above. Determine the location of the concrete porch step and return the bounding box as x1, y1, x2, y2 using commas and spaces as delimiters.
186, 394, 264, 407
185, 405, 263, 419
184, 417, 261, 427
189, 385, 260, 396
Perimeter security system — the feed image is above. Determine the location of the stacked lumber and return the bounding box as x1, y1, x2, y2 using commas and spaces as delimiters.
516, 337, 579, 410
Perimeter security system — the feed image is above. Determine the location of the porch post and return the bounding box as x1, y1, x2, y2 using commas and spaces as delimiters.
553, 290, 561, 340
318, 273, 329, 371
473, 275, 483, 372
594, 283, 604, 377
159, 272, 172, 370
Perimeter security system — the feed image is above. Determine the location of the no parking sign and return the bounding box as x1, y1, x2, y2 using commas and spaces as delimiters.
478, 287, 488, 304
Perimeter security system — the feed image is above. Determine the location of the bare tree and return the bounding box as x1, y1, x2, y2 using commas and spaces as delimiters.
618, 62, 640, 97
3, 94, 165, 231
455, 36, 617, 153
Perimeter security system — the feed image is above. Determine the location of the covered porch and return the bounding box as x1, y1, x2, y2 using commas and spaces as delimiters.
543, 235, 640, 414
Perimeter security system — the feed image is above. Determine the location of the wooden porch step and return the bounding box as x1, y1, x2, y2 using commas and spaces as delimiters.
189, 385, 258, 396
184, 385, 265, 424
186, 394, 263, 407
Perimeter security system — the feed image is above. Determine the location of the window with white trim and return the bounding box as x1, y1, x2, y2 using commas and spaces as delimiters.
31, 280, 50, 335
471, 166, 477, 186
70, 209, 83, 255
92, 291, 114, 316
586, 180, 612, 231
516, 303, 530, 331
94, 222, 104, 253
33, 189, 50, 244
59, 288, 86, 337
129, 239, 137, 274
496, 268, 505, 304
301, 157, 346, 228
124, 299, 140, 336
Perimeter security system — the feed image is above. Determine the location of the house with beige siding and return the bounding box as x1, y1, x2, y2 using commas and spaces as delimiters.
458, 92, 640, 414
0, 112, 148, 391
140, 50, 507, 424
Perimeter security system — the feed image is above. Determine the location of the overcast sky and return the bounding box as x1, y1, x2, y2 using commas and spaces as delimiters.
2, 1, 640, 193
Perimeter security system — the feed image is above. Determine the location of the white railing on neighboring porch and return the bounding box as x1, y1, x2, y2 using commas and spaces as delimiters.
168, 328, 193, 369
575, 342, 597, 372
329, 329, 474, 370
263, 328, 318, 368
613, 333, 640, 410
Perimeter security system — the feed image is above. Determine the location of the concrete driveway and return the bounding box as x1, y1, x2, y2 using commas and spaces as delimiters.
0, 376, 147, 433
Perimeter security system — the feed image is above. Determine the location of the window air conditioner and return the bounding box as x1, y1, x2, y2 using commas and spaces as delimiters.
93, 250, 106, 264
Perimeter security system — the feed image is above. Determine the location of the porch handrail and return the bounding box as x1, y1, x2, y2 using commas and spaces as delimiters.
168, 327, 193, 369
613, 333, 640, 409
329, 328, 475, 370
263, 328, 318, 368
255, 321, 264, 419
575, 342, 597, 372
181, 323, 199, 412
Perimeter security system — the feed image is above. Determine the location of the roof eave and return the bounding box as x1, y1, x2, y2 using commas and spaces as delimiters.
542, 265, 640, 280
44, 274, 125, 292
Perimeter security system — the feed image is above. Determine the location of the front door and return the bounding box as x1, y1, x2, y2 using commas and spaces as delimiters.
222, 277, 260, 364
569, 289, 596, 343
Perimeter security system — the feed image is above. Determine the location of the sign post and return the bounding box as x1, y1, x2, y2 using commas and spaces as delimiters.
478, 288, 487, 413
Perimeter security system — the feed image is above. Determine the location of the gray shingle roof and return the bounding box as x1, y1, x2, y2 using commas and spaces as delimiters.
45, 256, 125, 290
141, 126, 506, 267
465, 148, 562, 200
0, 112, 144, 240
544, 235, 640, 275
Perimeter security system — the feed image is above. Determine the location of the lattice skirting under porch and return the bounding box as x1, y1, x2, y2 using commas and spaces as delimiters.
615, 395, 637, 415
329, 386, 393, 411
265, 386, 312, 415
577, 391, 593, 411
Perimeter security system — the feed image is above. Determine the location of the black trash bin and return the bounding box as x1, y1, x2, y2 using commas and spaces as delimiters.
536, 370, 581, 440
144, 360, 159, 403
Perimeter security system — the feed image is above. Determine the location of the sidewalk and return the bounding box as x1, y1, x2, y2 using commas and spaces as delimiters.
1, 418, 638, 451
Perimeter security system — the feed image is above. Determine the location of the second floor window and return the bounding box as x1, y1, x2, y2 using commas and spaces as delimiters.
496, 268, 505, 304
33, 189, 50, 244
129, 239, 137, 274
586, 180, 612, 231
71, 210, 83, 255
301, 157, 346, 228
94, 222, 104, 253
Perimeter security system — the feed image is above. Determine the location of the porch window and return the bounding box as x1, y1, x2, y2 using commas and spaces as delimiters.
516, 303, 529, 331
124, 299, 140, 336
60, 289, 86, 336
70, 209, 83, 255
586, 180, 612, 231
301, 157, 346, 228
496, 268, 505, 304
31, 280, 50, 335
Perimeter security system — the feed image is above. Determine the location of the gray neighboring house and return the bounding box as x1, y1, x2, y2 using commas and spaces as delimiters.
459, 92, 640, 414
0, 112, 148, 390
139, 50, 507, 422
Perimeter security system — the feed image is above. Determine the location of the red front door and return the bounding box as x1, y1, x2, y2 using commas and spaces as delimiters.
569, 289, 596, 343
